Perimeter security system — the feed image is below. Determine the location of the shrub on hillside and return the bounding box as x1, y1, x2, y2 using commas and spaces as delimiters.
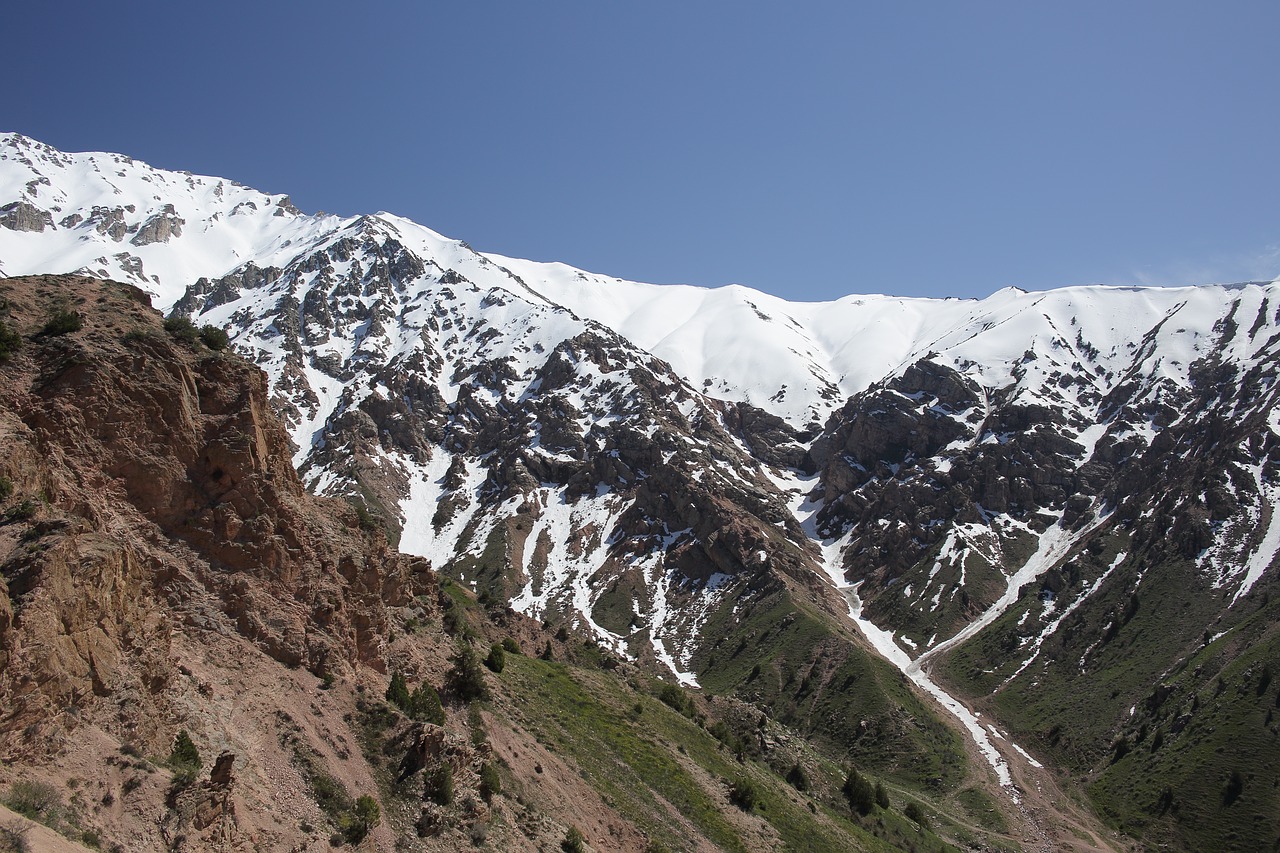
478, 763, 501, 803
163, 315, 200, 343
562, 826, 586, 853
0, 322, 22, 360
424, 763, 453, 806
41, 308, 81, 336
3, 780, 62, 825
199, 324, 229, 350
339, 795, 380, 844
447, 646, 489, 702
842, 768, 875, 816
727, 777, 758, 811
170, 727, 199, 768
407, 683, 446, 725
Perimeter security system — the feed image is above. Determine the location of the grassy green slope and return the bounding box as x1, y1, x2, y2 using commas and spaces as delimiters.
938, 522, 1280, 852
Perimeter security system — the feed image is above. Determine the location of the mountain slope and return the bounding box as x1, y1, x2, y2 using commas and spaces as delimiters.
0, 274, 987, 853
3, 132, 1280, 852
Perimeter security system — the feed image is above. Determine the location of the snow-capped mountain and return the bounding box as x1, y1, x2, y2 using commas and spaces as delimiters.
4, 132, 1280, 851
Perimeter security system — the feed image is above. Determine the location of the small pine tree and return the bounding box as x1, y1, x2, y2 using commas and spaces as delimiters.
447, 646, 489, 702
842, 768, 875, 816
485, 643, 506, 673
904, 801, 927, 827
386, 670, 410, 710
407, 682, 446, 725
874, 781, 890, 809
478, 762, 501, 803
562, 825, 586, 853
424, 762, 454, 806
170, 730, 200, 770
540, 640, 554, 660
501, 637, 521, 654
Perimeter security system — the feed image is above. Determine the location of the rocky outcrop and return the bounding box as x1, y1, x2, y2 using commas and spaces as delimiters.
0, 200, 53, 232
0, 275, 433, 760
131, 203, 184, 245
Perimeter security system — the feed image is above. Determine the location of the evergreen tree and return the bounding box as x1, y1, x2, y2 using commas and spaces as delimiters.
424, 762, 454, 806
842, 768, 875, 816
407, 682, 446, 725
785, 762, 809, 791
386, 670, 410, 710
447, 645, 489, 702
169, 729, 201, 774
479, 762, 502, 803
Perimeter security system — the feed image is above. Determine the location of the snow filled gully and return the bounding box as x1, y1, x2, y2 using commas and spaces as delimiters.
784, 480, 1084, 804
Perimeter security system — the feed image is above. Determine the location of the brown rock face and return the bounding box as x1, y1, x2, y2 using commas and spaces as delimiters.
0, 275, 431, 758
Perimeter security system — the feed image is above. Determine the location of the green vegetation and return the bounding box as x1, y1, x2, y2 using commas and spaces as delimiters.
286, 728, 381, 845
386, 670, 446, 725
162, 315, 200, 343
0, 820, 30, 853
1, 498, 37, 523
726, 777, 758, 811
41, 308, 81, 336
3, 780, 62, 825
955, 786, 1007, 833
198, 324, 229, 350
169, 730, 200, 770
484, 642, 506, 673
158, 315, 229, 350
939, 524, 1280, 852
693, 586, 968, 790
499, 654, 952, 853
842, 768, 875, 816
478, 762, 501, 803
0, 322, 22, 360
446, 645, 489, 702
562, 825, 586, 853
442, 522, 513, 604
167, 729, 201, 790
423, 762, 453, 806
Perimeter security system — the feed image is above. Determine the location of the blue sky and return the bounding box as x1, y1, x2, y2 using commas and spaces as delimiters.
9, 2, 1279, 300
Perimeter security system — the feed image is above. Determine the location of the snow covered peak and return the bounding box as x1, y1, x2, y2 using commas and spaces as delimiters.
2, 133, 1277, 431
0, 132, 346, 307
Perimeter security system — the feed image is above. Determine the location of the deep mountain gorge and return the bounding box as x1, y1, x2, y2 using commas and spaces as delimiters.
1, 132, 1278, 852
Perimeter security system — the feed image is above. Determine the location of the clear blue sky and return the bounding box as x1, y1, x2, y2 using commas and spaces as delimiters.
9, 2, 1279, 300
